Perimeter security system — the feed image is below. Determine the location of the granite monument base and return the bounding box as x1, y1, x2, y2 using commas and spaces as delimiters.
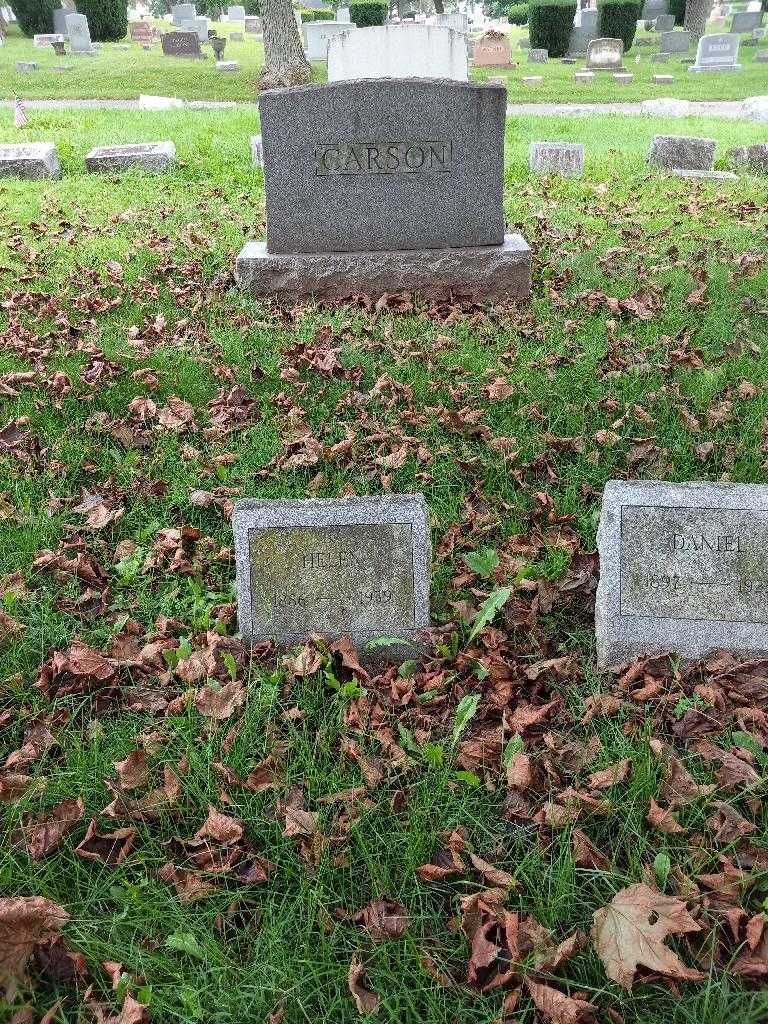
235, 234, 532, 302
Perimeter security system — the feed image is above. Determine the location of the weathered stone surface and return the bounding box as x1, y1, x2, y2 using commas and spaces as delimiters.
652, 73, 675, 82
53, 9, 69, 35
756, 48, 768, 61
641, 96, 690, 115
328, 25, 467, 80
211, 35, 226, 58
472, 30, 512, 66
85, 142, 176, 173
522, 75, 543, 84
650, 51, 670, 62
16, 61, 38, 71
130, 20, 154, 43
649, 134, 716, 170
259, 79, 505, 255
742, 95, 768, 120
527, 47, 548, 62
596, 480, 768, 665
728, 141, 768, 171
250, 134, 263, 167
671, 168, 738, 180
731, 9, 763, 31
244, 16, 261, 32
641, 0, 668, 16
654, 13, 676, 30
235, 234, 532, 302
614, 71, 633, 83
586, 37, 624, 70
689, 32, 741, 70
233, 494, 431, 650
65, 13, 94, 54
529, 141, 584, 177
0, 143, 61, 180
33, 33, 64, 47
161, 30, 202, 57
574, 70, 595, 81
180, 16, 209, 42
171, 3, 195, 26
228, 4, 246, 20
304, 20, 352, 61
660, 29, 692, 52
568, 26, 596, 55
217, 60, 238, 70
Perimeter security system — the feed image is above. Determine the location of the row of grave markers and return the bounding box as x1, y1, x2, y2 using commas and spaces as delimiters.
229, 480, 768, 669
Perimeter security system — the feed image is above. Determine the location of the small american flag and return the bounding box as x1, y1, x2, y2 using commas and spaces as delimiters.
14, 96, 28, 129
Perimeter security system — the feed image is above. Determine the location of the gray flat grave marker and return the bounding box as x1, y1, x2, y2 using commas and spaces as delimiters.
180, 16, 209, 42
660, 29, 692, 52
244, 16, 261, 32
597, 480, 768, 665
171, 3, 194, 26
228, 4, 246, 20
233, 494, 431, 651
231, 30, 244, 40
529, 141, 584, 176
0, 143, 61, 179
85, 141, 176, 173
161, 30, 203, 57
16, 61, 38, 71
53, 9, 69, 35
689, 32, 741, 69
654, 13, 676, 30
527, 47, 548, 62
649, 134, 716, 169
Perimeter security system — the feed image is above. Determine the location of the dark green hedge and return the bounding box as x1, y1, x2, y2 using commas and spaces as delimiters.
349, 0, 387, 26
529, 0, 576, 56
507, 2, 529, 23
9, 0, 58, 35
75, 0, 128, 40
598, 0, 640, 50
668, 0, 685, 23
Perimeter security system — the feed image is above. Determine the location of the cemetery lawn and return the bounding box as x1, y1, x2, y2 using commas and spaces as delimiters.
2, 108, 768, 1024
1, 22, 767, 103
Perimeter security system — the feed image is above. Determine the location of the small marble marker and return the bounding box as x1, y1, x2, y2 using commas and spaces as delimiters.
233, 494, 431, 652
597, 480, 768, 665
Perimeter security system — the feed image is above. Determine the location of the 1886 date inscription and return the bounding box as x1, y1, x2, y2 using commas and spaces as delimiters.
314, 140, 453, 176
620, 505, 768, 624
249, 523, 416, 636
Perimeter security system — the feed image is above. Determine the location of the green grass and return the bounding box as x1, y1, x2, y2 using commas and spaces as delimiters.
1, 109, 768, 1024
1, 19, 766, 102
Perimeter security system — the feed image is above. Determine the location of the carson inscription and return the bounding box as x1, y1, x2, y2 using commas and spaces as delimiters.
314, 140, 453, 176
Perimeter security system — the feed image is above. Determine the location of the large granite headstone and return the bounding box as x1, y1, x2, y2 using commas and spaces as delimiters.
660, 29, 692, 52
162, 30, 203, 57
328, 25, 467, 80
233, 495, 431, 650
649, 133, 716, 169
731, 9, 763, 30
0, 143, 61, 179
235, 79, 531, 301
53, 8, 69, 36
472, 29, 512, 66
689, 32, 741, 69
65, 12, 94, 54
597, 480, 768, 665
641, 0, 668, 17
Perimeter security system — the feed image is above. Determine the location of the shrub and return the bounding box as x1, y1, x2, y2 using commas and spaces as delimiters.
349, 0, 387, 25
528, 0, 576, 56
300, 6, 333, 18
668, 0, 685, 23
244, 0, 261, 11
507, 2, 528, 23
598, 0, 640, 49
9, 0, 58, 35
198, 0, 225, 16
75, 0, 128, 40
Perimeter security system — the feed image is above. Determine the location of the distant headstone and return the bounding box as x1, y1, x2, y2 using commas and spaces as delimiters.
640, 0, 668, 17
53, 8, 69, 35
435, 10, 468, 31
472, 29, 512, 66
0, 143, 61, 179
33, 33, 64, 47
51, 39, 66, 54
689, 32, 741, 69
16, 61, 38, 71
139, 93, 185, 109
528, 47, 548, 62
596, 480, 768, 665
518, 35, 530, 47
85, 142, 176, 173
529, 141, 584, 177
337, 5, 351, 21
652, 72, 675, 82
649, 133, 716, 169
731, 9, 762, 30
66, 12, 94, 54
211, 34, 226, 58
244, 15, 261, 32
304, 20, 351, 60
161, 30, 203, 57
756, 47, 768, 59
580, 8, 599, 30
181, 16, 209, 42
235, 79, 531, 302
217, 59, 238, 70
130, 21, 154, 44
233, 495, 431, 651
568, 26, 597, 55
574, 69, 595, 81
614, 70, 633, 82
728, 141, 768, 171
642, 95, 689, 114
660, 29, 692, 51
586, 36, 624, 69
654, 13, 676, 29
328, 25, 467, 80
230, 30, 243, 39
651, 51, 671, 61
250, 133, 263, 167
171, 3, 194, 26
227, 4, 245, 20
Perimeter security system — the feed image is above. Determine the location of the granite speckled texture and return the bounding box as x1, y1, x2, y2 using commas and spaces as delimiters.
235, 234, 531, 302
529, 142, 584, 177
0, 143, 61, 179
596, 480, 768, 666
258, 78, 506, 255
85, 142, 176, 173
649, 134, 716, 170
233, 494, 430, 653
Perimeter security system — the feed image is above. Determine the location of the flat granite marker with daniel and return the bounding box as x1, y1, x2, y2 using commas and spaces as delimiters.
596, 479, 768, 665
233, 494, 431, 652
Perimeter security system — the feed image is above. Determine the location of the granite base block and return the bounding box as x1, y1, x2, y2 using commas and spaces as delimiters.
235, 235, 532, 302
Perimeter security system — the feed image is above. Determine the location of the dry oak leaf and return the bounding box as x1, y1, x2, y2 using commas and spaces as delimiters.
348, 956, 380, 1015
18, 797, 85, 859
195, 805, 244, 844
0, 896, 69, 999
525, 978, 598, 1024
592, 883, 704, 990
114, 750, 149, 791
194, 679, 246, 720
353, 897, 409, 942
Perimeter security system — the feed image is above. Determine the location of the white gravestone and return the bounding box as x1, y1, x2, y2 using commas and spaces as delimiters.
65, 13, 94, 54
660, 29, 692, 52
171, 3, 194, 25
327, 24, 468, 81
228, 4, 246, 20
181, 17, 209, 43
303, 20, 352, 61
689, 32, 741, 69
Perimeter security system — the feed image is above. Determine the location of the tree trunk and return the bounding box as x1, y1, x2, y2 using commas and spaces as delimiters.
260, 0, 311, 90
684, 0, 713, 38
434, 0, 445, 12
